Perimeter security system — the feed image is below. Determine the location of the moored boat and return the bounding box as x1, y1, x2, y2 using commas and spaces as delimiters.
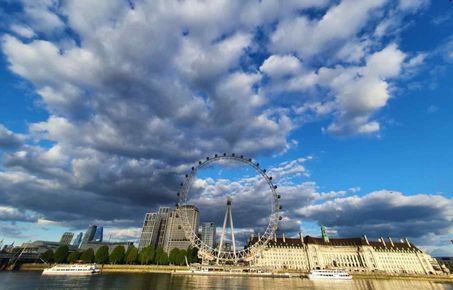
308, 269, 352, 280
42, 263, 100, 275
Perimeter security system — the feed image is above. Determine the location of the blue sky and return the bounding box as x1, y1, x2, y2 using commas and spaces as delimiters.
0, 0, 452, 256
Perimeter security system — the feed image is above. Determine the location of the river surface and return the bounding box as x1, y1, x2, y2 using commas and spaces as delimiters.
0, 272, 452, 290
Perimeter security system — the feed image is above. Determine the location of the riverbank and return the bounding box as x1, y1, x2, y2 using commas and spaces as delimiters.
17, 263, 453, 282
351, 272, 453, 282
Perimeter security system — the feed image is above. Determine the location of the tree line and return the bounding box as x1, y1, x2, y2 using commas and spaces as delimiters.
40, 245, 199, 265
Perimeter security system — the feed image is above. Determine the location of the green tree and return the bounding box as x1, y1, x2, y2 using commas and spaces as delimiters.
80, 248, 95, 263
40, 249, 54, 264
54, 245, 69, 263
169, 248, 180, 265
109, 245, 125, 264
176, 249, 187, 265
125, 246, 138, 264
66, 251, 80, 263
95, 245, 109, 264
187, 246, 198, 264
155, 247, 168, 265
138, 246, 154, 265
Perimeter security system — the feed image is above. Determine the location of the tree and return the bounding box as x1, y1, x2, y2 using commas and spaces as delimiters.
138, 246, 154, 265
54, 245, 69, 263
40, 249, 54, 264
67, 251, 80, 263
109, 245, 125, 264
169, 248, 180, 265
95, 245, 109, 264
80, 248, 95, 263
187, 246, 199, 264
176, 249, 187, 266
125, 246, 138, 264
155, 247, 168, 265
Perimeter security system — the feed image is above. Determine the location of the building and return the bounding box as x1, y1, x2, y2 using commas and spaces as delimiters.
435, 257, 453, 273
163, 205, 199, 253
248, 231, 443, 274
72, 232, 83, 248
59, 232, 74, 245
81, 225, 97, 245
138, 207, 172, 251
21, 240, 77, 255
201, 222, 216, 249
93, 226, 103, 242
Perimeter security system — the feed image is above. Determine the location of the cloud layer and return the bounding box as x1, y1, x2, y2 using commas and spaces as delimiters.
1, 0, 451, 254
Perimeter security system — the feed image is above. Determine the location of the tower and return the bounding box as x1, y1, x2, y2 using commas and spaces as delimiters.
72, 232, 83, 248
81, 225, 97, 245
93, 226, 103, 242
59, 232, 74, 245
217, 197, 237, 264
321, 225, 329, 243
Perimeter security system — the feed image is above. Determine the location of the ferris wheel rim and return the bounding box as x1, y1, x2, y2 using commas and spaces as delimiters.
176, 153, 281, 263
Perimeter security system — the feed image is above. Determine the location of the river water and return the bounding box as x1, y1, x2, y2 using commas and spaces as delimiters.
0, 272, 452, 290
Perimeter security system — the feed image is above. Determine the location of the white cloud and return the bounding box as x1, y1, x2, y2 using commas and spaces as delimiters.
0, 124, 24, 149
398, 0, 430, 12
270, 0, 387, 59
0, 0, 434, 237
0, 206, 38, 222
297, 190, 453, 239
9, 24, 35, 38
260, 55, 301, 79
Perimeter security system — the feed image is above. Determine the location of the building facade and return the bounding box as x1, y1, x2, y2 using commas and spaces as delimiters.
93, 226, 103, 242
138, 207, 172, 251
59, 232, 74, 245
81, 225, 97, 245
201, 222, 216, 249
249, 234, 442, 274
72, 232, 83, 248
163, 205, 199, 253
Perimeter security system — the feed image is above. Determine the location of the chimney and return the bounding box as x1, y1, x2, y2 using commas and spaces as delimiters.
282, 233, 286, 243
380, 237, 386, 247
274, 233, 277, 242
363, 235, 369, 245
258, 232, 260, 240
388, 237, 394, 247
405, 237, 411, 248
299, 232, 303, 243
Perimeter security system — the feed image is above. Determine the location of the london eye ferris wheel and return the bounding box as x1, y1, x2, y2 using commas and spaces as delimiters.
176, 153, 282, 264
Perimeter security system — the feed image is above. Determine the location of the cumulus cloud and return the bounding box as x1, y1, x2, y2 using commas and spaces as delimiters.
0, 124, 24, 150
0, 0, 434, 241
0, 206, 38, 222
297, 190, 453, 238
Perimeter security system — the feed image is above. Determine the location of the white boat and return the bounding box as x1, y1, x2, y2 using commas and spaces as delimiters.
308, 269, 352, 280
42, 263, 100, 275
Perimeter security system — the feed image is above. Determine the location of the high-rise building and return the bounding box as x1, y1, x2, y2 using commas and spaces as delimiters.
138, 207, 171, 251
59, 232, 74, 245
138, 213, 158, 251
72, 232, 83, 248
81, 225, 97, 245
163, 205, 199, 253
201, 222, 216, 249
93, 226, 103, 242
156, 207, 171, 248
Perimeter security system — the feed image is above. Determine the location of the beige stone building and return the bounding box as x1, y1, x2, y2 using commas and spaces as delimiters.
163, 205, 199, 253
249, 234, 442, 274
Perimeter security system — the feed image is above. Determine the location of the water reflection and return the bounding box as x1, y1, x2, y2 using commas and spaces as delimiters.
0, 272, 451, 290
